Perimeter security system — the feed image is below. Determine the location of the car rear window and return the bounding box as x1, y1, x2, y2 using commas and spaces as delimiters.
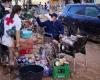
68, 6, 85, 15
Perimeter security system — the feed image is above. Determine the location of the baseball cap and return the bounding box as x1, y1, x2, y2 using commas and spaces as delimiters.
49, 13, 58, 18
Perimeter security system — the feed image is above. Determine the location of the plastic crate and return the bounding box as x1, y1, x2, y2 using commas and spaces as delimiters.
52, 62, 70, 80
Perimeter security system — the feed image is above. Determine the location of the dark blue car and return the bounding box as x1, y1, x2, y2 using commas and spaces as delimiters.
59, 3, 100, 41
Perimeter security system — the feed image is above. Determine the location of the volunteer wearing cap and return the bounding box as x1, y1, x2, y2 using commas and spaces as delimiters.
37, 13, 64, 41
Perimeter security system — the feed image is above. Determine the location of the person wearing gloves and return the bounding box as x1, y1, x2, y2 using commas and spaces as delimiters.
36, 13, 64, 41
1, 5, 21, 65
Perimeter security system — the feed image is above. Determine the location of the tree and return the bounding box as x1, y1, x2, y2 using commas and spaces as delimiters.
23, 0, 25, 9
15, 0, 18, 5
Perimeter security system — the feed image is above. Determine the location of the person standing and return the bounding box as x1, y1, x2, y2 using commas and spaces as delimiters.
1, 0, 12, 10
0, 2, 5, 19
2, 5, 21, 65
0, 0, 12, 18
0, 0, 12, 50
44, 2, 47, 10
47, 1, 50, 11
39, 2, 42, 8
37, 13, 64, 41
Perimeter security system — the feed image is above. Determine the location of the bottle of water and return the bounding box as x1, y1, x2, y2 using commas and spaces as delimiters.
44, 66, 49, 76
41, 49, 46, 59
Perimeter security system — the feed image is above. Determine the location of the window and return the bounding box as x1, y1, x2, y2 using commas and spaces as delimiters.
68, 6, 85, 15
85, 7, 100, 17
62, 5, 70, 16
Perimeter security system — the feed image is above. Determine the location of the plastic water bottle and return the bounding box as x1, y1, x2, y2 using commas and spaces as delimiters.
44, 66, 49, 76
41, 49, 46, 59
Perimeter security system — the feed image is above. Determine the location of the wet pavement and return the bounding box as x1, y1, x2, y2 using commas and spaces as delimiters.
0, 41, 100, 80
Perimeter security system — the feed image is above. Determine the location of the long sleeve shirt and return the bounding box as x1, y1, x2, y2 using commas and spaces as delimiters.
37, 17, 64, 37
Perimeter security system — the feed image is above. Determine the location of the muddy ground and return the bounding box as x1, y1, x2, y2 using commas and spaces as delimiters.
0, 41, 100, 80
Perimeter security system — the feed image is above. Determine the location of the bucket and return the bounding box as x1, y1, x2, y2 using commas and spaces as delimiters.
21, 30, 33, 39
19, 65, 44, 80
19, 48, 33, 55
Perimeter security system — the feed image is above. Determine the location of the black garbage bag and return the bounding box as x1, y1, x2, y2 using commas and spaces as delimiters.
19, 65, 44, 80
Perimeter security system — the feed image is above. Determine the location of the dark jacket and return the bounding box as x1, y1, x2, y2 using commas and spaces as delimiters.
0, 3, 5, 18
37, 17, 64, 37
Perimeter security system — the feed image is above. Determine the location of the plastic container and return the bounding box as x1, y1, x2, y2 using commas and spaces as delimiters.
43, 65, 52, 76
19, 48, 33, 55
52, 62, 70, 80
21, 30, 33, 39
19, 65, 44, 80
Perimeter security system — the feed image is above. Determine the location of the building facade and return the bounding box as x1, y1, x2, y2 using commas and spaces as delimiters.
94, 0, 100, 3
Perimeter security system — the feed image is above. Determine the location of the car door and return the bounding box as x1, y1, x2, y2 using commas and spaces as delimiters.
84, 6, 100, 35
60, 5, 70, 25
66, 5, 85, 35
67, 5, 85, 25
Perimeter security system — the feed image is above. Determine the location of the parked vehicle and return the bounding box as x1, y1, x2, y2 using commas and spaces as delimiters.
59, 3, 100, 42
